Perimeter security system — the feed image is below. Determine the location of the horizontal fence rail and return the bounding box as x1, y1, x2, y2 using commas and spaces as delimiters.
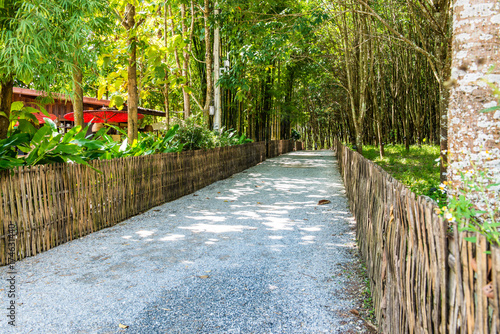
0, 140, 297, 266
334, 139, 499, 334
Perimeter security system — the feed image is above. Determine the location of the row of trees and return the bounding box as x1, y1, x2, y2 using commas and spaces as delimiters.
1, 0, 498, 187
0, 0, 325, 144
295, 0, 452, 181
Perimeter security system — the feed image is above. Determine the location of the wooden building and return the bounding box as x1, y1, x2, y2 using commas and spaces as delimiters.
12, 87, 110, 125
12, 87, 166, 120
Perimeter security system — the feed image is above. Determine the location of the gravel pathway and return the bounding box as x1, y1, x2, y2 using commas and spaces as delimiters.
1, 150, 371, 334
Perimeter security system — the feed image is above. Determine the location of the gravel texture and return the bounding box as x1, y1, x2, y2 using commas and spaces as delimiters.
0, 150, 370, 333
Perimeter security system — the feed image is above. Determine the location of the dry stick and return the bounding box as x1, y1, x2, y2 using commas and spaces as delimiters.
492, 246, 500, 333
477, 234, 488, 333
0, 173, 7, 265
36, 166, 45, 253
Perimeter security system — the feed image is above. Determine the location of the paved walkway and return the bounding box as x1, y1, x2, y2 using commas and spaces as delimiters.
1, 151, 370, 333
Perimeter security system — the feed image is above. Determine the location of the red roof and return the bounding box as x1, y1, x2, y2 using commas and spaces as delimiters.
13, 87, 110, 107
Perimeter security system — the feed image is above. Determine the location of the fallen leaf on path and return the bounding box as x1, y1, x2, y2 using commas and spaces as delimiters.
318, 200, 331, 205
162, 308, 171, 311
198, 275, 210, 279
119, 323, 129, 329
224, 200, 228, 202
193, 194, 198, 197
349, 309, 359, 316
257, 202, 262, 204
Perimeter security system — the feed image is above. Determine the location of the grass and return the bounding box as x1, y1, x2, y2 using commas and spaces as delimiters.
360, 144, 441, 197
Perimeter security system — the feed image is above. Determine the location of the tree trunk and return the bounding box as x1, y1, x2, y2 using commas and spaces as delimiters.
163, 2, 170, 129
213, 5, 221, 130
124, 3, 138, 143
180, 3, 191, 119
72, 63, 84, 128
203, 0, 213, 125
0, 79, 13, 139
448, 0, 500, 193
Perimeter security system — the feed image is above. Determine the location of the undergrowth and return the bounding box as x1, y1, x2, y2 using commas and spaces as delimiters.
360, 144, 443, 203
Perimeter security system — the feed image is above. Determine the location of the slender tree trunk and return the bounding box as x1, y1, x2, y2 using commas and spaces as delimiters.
123, 3, 138, 143
0, 79, 13, 139
213, 4, 221, 130
203, 0, 213, 125
180, 4, 191, 119
72, 62, 84, 128
163, 1, 170, 129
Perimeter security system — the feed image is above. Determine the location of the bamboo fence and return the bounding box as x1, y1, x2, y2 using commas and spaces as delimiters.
0, 140, 296, 266
334, 139, 499, 334
267, 140, 294, 158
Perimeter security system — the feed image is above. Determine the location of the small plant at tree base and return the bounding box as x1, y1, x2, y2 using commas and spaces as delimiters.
436, 159, 500, 246
426, 186, 448, 208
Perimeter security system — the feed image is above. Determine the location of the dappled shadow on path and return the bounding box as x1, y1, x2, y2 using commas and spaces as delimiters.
118, 150, 351, 251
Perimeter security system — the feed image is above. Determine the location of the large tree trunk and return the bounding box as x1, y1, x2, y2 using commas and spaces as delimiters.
0, 79, 13, 139
72, 63, 84, 128
448, 0, 500, 193
123, 3, 138, 143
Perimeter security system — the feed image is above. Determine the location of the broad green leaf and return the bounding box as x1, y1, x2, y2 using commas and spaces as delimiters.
45, 118, 58, 132
11, 101, 24, 111
62, 127, 81, 143
31, 126, 51, 146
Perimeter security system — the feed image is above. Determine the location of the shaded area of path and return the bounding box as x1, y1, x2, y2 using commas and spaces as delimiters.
1, 151, 371, 333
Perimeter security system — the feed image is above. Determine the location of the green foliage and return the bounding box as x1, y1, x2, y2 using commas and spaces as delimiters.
174, 114, 253, 151
291, 129, 301, 141
175, 114, 218, 151
437, 162, 500, 246
94, 124, 183, 159
0, 133, 30, 169
361, 144, 441, 198
218, 128, 253, 147
0, 0, 110, 90
2, 119, 97, 170
0, 116, 183, 171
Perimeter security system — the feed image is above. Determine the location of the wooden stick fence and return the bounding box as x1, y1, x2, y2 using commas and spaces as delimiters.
334, 139, 499, 334
266, 140, 295, 158
0, 140, 295, 266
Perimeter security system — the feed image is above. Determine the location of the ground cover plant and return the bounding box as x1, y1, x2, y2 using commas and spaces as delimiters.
360, 144, 443, 201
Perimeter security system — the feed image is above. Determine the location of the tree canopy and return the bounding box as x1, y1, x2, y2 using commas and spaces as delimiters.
0, 0, 473, 161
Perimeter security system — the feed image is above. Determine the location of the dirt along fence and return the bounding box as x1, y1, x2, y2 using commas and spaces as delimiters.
334, 139, 499, 334
0, 140, 298, 266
